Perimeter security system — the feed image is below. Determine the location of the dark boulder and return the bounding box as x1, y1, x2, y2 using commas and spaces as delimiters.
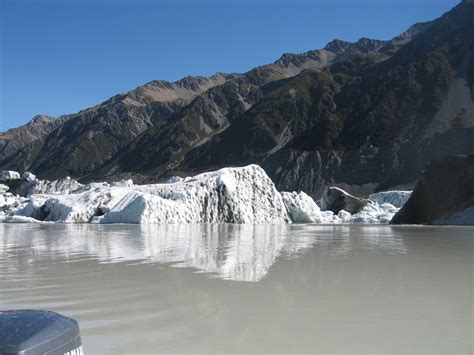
4, 179, 36, 197
391, 154, 474, 225
320, 187, 369, 214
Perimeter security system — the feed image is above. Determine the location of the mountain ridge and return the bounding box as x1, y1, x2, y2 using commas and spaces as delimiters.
1, 1, 472, 199
0, 27, 401, 175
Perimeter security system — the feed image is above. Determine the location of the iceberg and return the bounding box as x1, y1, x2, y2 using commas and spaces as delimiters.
368, 191, 412, 208
0, 170, 20, 182
346, 202, 398, 224
21, 171, 37, 182
282, 190, 407, 224
0, 165, 411, 224
281, 191, 337, 223
1, 165, 290, 224
98, 165, 291, 224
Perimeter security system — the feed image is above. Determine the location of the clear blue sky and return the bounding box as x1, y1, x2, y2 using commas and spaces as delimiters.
0, 0, 460, 130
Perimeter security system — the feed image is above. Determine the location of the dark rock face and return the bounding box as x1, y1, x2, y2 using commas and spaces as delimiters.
2, 178, 30, 196
391, 154, 474, 225
1, 2, 473, 199
320, 187, 369, 214
261, 128, 474, 199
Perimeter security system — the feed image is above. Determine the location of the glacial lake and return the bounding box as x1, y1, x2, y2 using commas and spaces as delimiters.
0, 224, 472, 354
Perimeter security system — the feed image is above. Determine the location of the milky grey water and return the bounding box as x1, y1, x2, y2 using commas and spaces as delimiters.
0, 224, 472, 354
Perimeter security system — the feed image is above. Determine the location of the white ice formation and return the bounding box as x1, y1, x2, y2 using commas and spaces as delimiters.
21, 171, 36, 182
0, 166, 411, 224
282, 190, 407, 224
368, 191, 412, 208
27, 176, 83, 196
282, 191, 338, 223
1, 165, 290, 224
0, 170, 20, 182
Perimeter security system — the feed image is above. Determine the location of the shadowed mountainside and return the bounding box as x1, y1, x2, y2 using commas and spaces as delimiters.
1, 2, 473, 199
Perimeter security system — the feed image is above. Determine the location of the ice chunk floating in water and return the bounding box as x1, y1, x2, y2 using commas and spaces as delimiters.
1, 165, 290, 224
368, 191, 412, 208
0, 165, 411, 224
282, 191, 338, 223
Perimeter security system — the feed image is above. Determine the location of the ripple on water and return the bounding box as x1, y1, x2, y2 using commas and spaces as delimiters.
0, 223, 472, 354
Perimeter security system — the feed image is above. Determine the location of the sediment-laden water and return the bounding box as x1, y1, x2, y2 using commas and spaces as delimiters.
0, 224, 472, 353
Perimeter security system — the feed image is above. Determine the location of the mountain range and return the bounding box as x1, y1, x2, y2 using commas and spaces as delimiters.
1, 1, 473, 199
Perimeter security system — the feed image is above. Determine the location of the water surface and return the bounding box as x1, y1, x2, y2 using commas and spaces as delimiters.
0, 224, 472, 354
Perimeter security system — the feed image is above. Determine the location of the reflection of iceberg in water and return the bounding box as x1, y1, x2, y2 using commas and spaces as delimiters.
112, 224, 314, 281
140, 224, 308, 281
0, 224, 314, 282
0, 224, 407, 282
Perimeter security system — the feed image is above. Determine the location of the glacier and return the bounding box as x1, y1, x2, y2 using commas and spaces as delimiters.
0, 165, 411, 224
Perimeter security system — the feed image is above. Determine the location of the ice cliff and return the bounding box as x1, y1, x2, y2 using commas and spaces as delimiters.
0, 165, 410, 224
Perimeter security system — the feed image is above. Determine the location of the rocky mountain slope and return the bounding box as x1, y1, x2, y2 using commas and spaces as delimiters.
0, 115, 66, 160
1, 1, 473, 199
